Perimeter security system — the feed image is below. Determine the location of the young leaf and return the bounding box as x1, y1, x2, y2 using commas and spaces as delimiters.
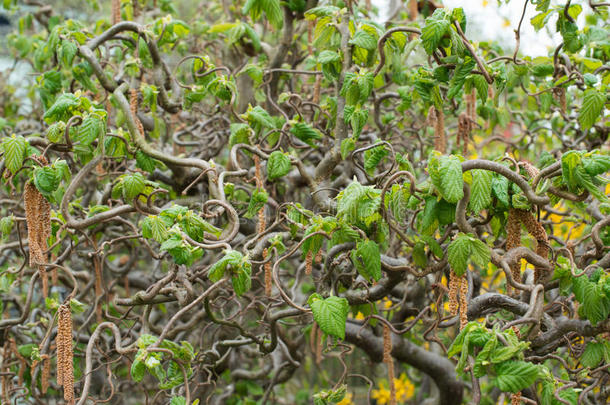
469, 169, 493, 214
579, 89, 605, 131
122, 173, 146, 201
439, 155, 464, 203
421, 9, 450, 55
350, 239, 381, 282
1, 135, 27, 174
245, 188, 268, 218
267, 151, 291, 180
308, 294, 349, 340
493, 361, 539, 393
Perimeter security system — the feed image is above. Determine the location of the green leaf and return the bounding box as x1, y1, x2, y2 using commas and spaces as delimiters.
308, 294, 349, 340
170, 397, 186, 405
581, 342, 604, 368
318, 50, 341, 64
78, 114, 105, 146
43, 93, 80, 122
131, 358, 146, 382
447, 57, 476, 99
135, 150, 158, 173
469, 169, 493, 214
262, 0, 283, 29
0, 216, 13, 238
493, 361, 539, 393
142, 215, 169, 243
208, 256, 229, 282
579, 89, 605, 131
349, 30, 377, 51
448, 233, 471, 276
439, 155, 464, 203
59, 40, 77, 68
33, 166, 61, 196
290, 122, 323, 147
245, 188, 268, 219
1, 135, 27, 174
267, 151, 291, 180
421, 9, 450, 55
364, 143, 389, 173
470, 237, 491, 269
46, 121, 66, 143
232, 266, 252, 296
350, 240, 381, 282
122, 173, 146, 201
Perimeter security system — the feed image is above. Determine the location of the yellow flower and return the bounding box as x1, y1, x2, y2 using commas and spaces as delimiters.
336, 392, 354, 405
383, 297, 393, 309
371, 384, 391, 405
354, 311, 365, 320
482, 0, 489, 7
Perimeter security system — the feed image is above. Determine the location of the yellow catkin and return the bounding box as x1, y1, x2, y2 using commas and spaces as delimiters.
516, 210, 549, 284
111, 0, 121, 25
56, 304, 74, 404
383, 324, 397, 405
263, 248, 272, 296
511, 392, 522, 405
305, 251, 313, 275
315, 249, 323, 264
448, 269, 459, 316
459, 274, 469, 330
506, 209, 522, 294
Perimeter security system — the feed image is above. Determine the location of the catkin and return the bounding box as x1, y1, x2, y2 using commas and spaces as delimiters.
516, 210, 549, 284
457, 112, 470, 156
41, 353, 50, 394
315, 326, 323, 364
408, 0, 418, 20
111, 0, 121, 24
383, 324, 397, 405
263, 248, 272, 296
506, 209, 522, 294
448, 270, 459, 316
24, 181, 51, 297
305, 251, 313, 275
313, 74, 322, 105
130, 88, 145, 137
430, 106, 446, 154
459, 274, 469, 330
554, 87, 566, 114
56, 304, 74, 404
511, 392, 522, 405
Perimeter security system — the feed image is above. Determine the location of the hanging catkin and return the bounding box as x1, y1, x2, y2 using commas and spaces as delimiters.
515, 210, 549, 284
263, 248, 272, 296
41, 353, 50, 394
506, 209, 522, 294
24, 181, 51, 297
111, 0, 121, 25
130, 88, 145, 136
383, 324, 397, 405
305, 251, 313, 275
511, 392, 522, 405
56, 304, 74, 404
408, 0, 418, 20
458, 274, 469, 330
429, 106, 446, 154
457, 112, 470, 156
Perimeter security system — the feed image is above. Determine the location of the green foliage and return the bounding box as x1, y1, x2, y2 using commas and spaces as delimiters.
208, 250, 252, 296
448, 233, 491, 276
1, 134, 28, 174
350, 239, 381, 282
267, 151, 292, 180
308, 294, 349, 340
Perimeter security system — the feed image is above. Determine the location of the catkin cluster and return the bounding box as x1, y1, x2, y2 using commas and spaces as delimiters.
383, 324, 397, 405
56, 304, 75, 405
24, 181, 51, 297
449, 270, 469, 329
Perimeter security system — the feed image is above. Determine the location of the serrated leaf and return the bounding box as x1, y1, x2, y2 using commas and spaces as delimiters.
448, 233, 471, 276
290, 122, 323, 147
447, 57, 476, 99
43, 93, 80, 122
122, 173, 146, 201
131, 358, 146, 382
581, 342, 605, 368
309, 295, 349, 339
1, 135, 27, 174
245, 188, 268, 218
579, 89, 605, 131
439, 155, 464, 203
135, 150, 157, 173
469, 169, 493, 214
59, 40, 77, 68
46, 122, 66, 143
33, 166, 61, 196
350, 239, 381, 281
349, 30, 376, 51
421, 9, 450, 55
493, 361, 539, 393
267, 151, 291, 180
78, 114, 104, 146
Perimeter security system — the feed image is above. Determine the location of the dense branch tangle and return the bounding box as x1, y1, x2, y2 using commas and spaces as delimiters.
0, 1, 608, 405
